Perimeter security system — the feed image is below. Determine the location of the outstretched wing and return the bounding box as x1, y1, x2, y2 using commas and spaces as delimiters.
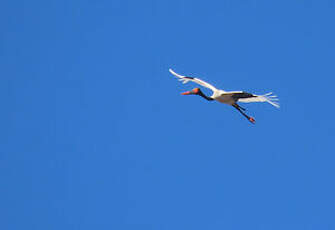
235, 92, 280, 108
169, 69, 218, 92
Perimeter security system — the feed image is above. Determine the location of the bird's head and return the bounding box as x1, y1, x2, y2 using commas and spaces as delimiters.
181, 88, 201, 95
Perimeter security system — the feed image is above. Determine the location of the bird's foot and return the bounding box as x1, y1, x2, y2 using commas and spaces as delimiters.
248, 117, 256, 124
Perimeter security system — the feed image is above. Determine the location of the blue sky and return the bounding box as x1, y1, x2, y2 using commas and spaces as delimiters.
1, 0, 335, 229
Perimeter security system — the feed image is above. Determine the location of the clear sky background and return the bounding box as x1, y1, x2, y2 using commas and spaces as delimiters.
1, 0, 335, 229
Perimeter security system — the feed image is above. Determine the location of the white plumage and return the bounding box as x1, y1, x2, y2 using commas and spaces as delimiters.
237, 92, 280, 108
169, 69, 218, 92
169, 68, 279, 123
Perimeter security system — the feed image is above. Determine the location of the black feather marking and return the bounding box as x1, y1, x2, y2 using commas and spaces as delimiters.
232, 92, 256, 99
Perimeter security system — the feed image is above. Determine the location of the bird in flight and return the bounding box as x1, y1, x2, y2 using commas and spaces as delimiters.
169, 69, 279, 124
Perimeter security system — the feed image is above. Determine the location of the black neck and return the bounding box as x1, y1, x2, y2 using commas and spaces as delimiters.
198, 90, 214, 101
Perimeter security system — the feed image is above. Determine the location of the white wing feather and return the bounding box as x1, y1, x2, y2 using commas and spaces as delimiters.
169, 69, 218, 92
169, 68, 279, 108
238, 92, 280, 108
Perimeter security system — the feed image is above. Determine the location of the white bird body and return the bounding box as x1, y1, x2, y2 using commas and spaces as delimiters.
213, 91, 240, 104
169, 68, 279, 123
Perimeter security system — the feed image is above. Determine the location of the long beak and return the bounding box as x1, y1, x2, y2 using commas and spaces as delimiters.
181, 91, 192, 95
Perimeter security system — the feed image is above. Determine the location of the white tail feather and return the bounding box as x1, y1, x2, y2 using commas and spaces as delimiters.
262, 93, 280, 108
238, 92, 280, 108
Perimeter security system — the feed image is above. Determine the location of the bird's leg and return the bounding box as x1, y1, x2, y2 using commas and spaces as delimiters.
239, 105, 246, 111
232, 103, 255, 124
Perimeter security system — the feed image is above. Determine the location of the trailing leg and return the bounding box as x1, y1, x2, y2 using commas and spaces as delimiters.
232, 103, 255, 124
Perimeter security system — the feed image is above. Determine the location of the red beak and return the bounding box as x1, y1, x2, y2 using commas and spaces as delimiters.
181, 91, 192, 95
